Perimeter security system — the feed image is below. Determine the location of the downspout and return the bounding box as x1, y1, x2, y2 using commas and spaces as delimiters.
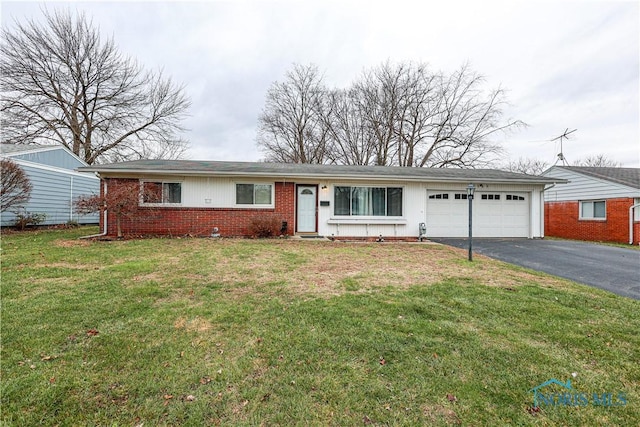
79, 177, 108, 239
69, 176, 74, 222
629, 202, 640, 245
540, 183, 557, 239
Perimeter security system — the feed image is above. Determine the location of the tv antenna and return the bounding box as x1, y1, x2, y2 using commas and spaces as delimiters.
551, 128, 577, 165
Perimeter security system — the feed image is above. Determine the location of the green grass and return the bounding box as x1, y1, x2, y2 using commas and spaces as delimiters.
545, 236, 640, 250
2, 227, 639, 426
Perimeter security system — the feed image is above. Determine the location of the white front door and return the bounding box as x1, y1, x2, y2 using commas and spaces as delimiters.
297, 185, 317, 233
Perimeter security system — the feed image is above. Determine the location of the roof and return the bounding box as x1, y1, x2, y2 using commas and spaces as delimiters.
79, 159, 562, 184
1, 143, 62, 156
551, 166, 640, 189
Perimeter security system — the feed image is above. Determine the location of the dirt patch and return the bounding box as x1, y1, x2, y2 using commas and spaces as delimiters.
53, 239, 91, 248
422, 404, 461, 425
174, 316, 213, 333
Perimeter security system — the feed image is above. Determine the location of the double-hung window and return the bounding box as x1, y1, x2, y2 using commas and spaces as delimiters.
141, 181, 182, 204
580, 200, 606, 220
334, 186, 403, 216
236, 183, 273, 206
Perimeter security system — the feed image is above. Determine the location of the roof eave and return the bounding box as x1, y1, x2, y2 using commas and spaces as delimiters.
79, 167, 562, 185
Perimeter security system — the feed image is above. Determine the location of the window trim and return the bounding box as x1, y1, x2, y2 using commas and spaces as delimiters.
234, 182, 275, 208
333, 185, 404, 218
428, 193, 449, 200
139, 180, 183, 206
579, 200, 606, 220
480, 193, 501, 201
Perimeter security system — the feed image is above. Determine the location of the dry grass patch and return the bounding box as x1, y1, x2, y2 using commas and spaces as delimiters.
53, 239, 91, 248
174, 316, 213, 333
165, 240, 567, 299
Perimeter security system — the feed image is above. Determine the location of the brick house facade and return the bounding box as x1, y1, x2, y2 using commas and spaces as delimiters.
102, 178, 295, 237
80, 160, 560, 239
543, 167, 640, 245
545, 197, 640, 244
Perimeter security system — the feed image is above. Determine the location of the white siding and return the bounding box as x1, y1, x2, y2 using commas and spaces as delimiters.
318, 181, 545, 238
543, 167, 640, 201
319, 181, 422, 238
138, 176, 276, 208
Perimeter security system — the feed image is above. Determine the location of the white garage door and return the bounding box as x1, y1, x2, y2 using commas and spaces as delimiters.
426, 190, 530, 237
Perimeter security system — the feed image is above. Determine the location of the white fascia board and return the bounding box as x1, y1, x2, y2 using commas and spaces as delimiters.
90, 169, 558, 186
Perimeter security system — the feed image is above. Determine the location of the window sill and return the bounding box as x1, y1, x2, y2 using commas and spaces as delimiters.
234, 205, 275, 209
327, 218, 407, 225
578, 218, 607, 221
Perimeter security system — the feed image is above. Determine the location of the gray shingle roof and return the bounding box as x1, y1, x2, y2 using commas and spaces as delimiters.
79, 159, 562, 184
557, 166, 640, 189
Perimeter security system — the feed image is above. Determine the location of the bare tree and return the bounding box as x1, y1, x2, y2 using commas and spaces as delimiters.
258, 61, 523, 168
323, 88, 375, 165
573, 154, 621, 167
502, 157, 550, 175
417, 64, 523, 168
353, 61, 405, 166
1, 159, 32, 212
257, 64, 331, 163
1, 9, 190, 164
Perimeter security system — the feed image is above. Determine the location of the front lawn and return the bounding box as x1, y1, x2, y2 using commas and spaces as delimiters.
2, 227, 638, 426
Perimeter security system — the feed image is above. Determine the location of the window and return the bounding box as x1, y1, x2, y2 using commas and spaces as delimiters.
334, 186, 403, 216
454, 193, 468, 200
580, 200, 606, 219
506, 194, 525, 201
481, 194, 501, 200
635, 198, 640, 221
236, 183, 273, 205
141, 181, 181, 204
429, 193, 449, 199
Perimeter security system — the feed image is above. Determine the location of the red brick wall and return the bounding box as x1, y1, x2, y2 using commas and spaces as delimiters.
101, 180, 295, 237
545, 197, 640, 244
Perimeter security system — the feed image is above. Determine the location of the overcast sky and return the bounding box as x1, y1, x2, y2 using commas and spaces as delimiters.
2, 1, 639, 167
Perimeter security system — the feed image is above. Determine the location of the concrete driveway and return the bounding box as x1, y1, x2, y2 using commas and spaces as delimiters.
431, 238, 640, 300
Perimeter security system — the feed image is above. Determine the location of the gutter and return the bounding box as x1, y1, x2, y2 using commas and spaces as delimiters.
630, 202, 640, 245
79, 178, 108, 240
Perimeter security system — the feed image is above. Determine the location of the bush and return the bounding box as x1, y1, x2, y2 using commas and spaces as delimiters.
14, 211, 46, 230
249, 215, 284, 238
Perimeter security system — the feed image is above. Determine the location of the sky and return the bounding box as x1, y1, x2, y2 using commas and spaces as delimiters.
1, 0, 639, 167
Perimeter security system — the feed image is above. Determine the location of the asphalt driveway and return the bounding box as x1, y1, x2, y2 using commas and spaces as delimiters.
431, 238, 640, 300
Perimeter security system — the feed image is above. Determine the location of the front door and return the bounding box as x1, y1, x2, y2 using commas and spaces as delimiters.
297, 185, 317, 233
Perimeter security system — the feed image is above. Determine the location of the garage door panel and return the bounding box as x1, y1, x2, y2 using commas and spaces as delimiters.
426, 191, 529, 238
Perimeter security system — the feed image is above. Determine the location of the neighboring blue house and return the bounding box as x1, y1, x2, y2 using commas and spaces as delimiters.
1, 144, 100, 226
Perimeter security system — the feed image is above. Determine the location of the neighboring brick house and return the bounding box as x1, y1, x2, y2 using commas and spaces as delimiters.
543, 166, 640, 245
79, 160, 562, 239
